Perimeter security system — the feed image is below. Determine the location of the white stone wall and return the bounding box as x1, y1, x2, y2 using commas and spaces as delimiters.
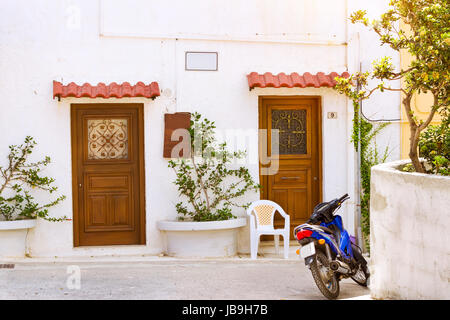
0, 0, 400, 257
370, 160, 450, 299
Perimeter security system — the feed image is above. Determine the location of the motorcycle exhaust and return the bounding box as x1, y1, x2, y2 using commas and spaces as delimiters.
329, 260, 351, 274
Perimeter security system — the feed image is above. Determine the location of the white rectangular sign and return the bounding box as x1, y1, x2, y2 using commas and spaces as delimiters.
185, 52, 218, 71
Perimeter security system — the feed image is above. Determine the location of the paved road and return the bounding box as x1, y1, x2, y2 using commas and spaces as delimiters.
0, 259, 370, 300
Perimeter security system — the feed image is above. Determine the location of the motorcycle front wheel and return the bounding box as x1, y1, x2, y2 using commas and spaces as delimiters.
310, 250, 340, 299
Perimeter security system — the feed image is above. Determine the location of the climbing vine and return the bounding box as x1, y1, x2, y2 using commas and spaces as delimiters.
335, 75, 390, 252
351, 102, 389, 251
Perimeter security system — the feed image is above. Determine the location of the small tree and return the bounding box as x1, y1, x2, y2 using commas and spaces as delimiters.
168, 113, 260, 221
0, 136, 66, 221
336, 0, 449, 173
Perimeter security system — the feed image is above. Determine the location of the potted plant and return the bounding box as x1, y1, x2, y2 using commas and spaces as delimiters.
0, 136, 66, 258
157, 112, 260, 257
335, 0, 449, 299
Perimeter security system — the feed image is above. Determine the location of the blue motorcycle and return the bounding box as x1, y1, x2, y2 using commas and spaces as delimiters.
294, 194, 369, 299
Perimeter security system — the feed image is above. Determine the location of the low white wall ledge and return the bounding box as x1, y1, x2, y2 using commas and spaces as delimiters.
157, 218, 247, 231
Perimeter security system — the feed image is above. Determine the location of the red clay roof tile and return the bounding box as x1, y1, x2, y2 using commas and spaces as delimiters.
53, 81, 160, 99
247, 72, 349, 90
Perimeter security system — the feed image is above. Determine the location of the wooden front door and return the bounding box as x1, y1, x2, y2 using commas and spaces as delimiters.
259, 97, 322, 238
71, 104, 145, 246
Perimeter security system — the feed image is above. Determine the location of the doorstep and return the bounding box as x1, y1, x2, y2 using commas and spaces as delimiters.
255, 240, 301, 259
1, 243, 303, 264
1, 241, 369, 264
0, 255, 303, 265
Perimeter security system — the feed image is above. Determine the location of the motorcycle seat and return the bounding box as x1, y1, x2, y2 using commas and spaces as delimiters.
316, 225, 334, 234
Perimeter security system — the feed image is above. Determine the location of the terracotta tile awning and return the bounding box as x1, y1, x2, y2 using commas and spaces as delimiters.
247, 72, 350, 90
53, 81, 160, 100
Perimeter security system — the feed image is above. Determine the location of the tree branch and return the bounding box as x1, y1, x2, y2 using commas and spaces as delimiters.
191, 155, 211, 212
418, 94, 439, 131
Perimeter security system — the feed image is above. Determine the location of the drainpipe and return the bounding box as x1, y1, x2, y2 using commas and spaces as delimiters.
356, 61, 363, 251
345, 0, 363, 249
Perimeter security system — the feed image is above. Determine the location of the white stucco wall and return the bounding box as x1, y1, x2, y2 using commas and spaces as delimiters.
370, 160, 450, 299
0, 0, 400, 257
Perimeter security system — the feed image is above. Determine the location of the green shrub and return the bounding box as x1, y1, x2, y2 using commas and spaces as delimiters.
168, 113, 260, 221
0, 136, 66, 221
419, 117, 450, 176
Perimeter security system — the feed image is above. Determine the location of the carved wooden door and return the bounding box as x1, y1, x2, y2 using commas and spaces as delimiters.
71, 104, 145, 246
259, 97, 322, 238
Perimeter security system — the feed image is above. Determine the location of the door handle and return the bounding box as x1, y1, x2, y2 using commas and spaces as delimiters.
280, 176, 299, 180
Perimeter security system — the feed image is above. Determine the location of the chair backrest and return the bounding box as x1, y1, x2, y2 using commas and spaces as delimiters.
247, 200, 288, 227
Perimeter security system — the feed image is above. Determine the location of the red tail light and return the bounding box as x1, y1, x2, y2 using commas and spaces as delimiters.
296, 229, 313, 240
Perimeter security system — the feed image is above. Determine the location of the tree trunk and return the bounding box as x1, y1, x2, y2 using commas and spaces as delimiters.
403, 92, 426, 173
409, 125, 425, 173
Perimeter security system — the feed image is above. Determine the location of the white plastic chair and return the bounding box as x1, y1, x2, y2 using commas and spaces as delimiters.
246, 200, 290, 259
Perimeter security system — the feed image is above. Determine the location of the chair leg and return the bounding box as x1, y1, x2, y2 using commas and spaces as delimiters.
283, 233, 289, 259
274, 235, 280, 255
250, 234, 259, 259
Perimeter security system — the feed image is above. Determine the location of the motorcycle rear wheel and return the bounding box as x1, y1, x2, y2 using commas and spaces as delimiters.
310, 250, 340, 299
351, 264, 370, 287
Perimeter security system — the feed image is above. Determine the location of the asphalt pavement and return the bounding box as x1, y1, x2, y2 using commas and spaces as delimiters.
0, 256, 370, 300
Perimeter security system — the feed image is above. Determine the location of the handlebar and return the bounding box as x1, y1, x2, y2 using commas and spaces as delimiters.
329, 194, 349, 213
307, 193, 350, 224
338, 193, 349, 203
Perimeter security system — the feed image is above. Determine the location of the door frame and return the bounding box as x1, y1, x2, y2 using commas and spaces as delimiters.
70, 103, 146, 247
258, 95, 323, 204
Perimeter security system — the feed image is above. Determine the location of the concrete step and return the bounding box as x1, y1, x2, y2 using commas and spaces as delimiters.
257, 240, 300, 258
